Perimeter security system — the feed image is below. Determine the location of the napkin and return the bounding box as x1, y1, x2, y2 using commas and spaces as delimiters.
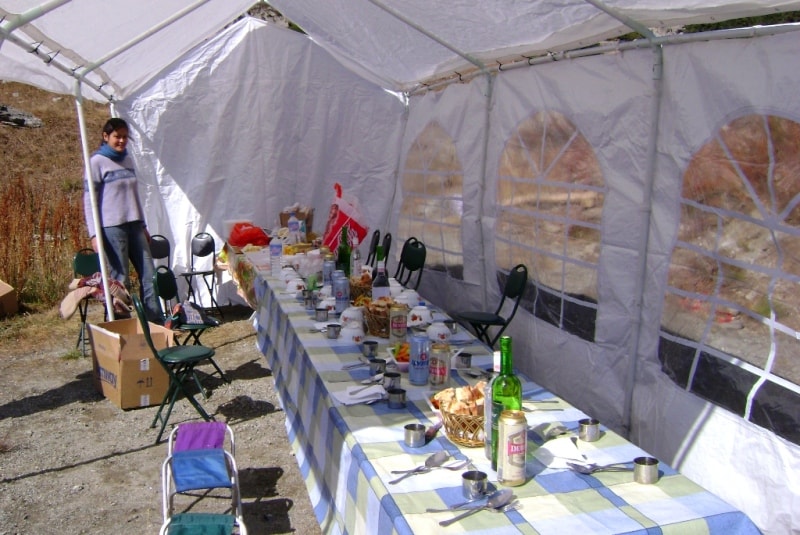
331, 384, 386, 405
535, 436, 591, 468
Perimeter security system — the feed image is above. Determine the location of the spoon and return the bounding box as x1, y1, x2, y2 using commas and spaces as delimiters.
439, 488, 514, 527
389, 451, 449, 484
393, 458, 471, 475
425, 493, 486, 513
567, 461, 633, 474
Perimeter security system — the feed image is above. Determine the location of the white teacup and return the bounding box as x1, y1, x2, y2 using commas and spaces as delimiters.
318, 284, 333, 298
320, 297, 336, 312
340, 321, 365, 344
389, 281, 403, 297
426, 321, 451, 342
340, 306, 364, 326
286, 278, 306, 293
407, 304, 434, 327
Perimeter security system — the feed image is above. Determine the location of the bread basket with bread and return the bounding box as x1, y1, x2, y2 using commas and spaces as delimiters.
429, 382, 487, 447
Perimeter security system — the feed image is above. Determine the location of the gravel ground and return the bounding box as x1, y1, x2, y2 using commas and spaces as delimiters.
0, 305, 322, 535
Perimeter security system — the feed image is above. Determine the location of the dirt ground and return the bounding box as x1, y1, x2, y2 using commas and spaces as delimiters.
0, 304, 322, 535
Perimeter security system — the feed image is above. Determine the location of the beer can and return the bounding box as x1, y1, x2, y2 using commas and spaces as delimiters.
497, 410, 527, 486
389, 304, 408, 343
333, 276, 349, 315
428, 342, 451, 389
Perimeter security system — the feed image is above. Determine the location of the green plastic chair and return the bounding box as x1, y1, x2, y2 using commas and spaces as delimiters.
131, 295, 214, 443
72, 248, 100, 356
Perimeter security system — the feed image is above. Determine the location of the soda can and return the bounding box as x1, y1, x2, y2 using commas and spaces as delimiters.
322, 255, 335, 286
408, 334, 430, 386
497, 410, 527, 486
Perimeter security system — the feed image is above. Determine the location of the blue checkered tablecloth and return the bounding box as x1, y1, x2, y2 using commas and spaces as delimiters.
249, 265, 761, 535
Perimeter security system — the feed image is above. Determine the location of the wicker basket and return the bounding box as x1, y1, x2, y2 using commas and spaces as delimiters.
349, 281, 372, 303
440, 409, 485, 448
364, 308, 390, 338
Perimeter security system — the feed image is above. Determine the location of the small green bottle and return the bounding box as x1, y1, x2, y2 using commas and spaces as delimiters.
336, 225, 351, 277
491, 336, 522, 470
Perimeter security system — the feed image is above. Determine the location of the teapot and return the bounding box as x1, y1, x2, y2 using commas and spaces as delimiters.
340, 306, 364, 326
340, 321, 366, 344
286, 278, 306, 294
320, 297, 336, 313
407, 304, 434, 327
426, 321, 451, 343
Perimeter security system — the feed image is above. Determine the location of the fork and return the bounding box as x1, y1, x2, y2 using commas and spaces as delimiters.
490, 501, 522, 514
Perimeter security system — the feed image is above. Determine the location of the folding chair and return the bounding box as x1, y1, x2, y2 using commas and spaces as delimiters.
455, 264, 528, 349
154, 266, 229, 397
131, 295, 214, 443
393, 237, 426, 290
161, 422, 246, 534
180, 232, 223, 319
381, 232, 392, 270
72, 248, 100, 356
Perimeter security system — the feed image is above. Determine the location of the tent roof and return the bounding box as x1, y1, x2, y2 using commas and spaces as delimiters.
2, 0, 800, 99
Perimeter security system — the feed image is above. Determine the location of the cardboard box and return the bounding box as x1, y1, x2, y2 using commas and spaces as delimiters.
89, 318, 174, 409
0, 280, 18, 318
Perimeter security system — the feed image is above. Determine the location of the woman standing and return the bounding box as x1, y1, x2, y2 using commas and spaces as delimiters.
83, 118, 161, 322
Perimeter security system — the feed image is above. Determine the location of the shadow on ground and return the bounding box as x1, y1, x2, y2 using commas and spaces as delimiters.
0, 370, 102, 420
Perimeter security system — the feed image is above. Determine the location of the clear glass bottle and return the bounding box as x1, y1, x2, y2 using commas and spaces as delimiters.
490, 336, 521, 470
371, 245, 390, 300
350, 237, 362, 278
336, 225, 351, 277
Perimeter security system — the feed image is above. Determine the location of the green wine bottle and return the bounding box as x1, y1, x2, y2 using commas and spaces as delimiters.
336, 225, 351, 277
491, 335, 522, 470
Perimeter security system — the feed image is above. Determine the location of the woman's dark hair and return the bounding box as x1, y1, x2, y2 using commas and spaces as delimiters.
102, 117, 128, 135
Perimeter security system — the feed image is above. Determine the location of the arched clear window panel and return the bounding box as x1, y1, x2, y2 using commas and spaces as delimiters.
661, 114, 800, 444
399, 122, 464, 278
496, 111, 604, 341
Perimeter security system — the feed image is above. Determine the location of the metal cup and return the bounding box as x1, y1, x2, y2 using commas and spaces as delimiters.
383, 371, 401, 390
404, 423, 426, 448
578, 418, 600, 442
369, 358, 387, 376
387, 388, 406, 409
454, 352, 472, 369
315, 306, 329, 322
461, 470, 488, 500
303, 289, 314, 310
326, 323, 341, 339
634, 456, 659, 484
362, 340, 379, 359
444, 320, 458, 335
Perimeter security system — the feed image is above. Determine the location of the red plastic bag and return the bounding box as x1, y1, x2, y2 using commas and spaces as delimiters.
228, 222, 270, 248
322, 183, 368, 250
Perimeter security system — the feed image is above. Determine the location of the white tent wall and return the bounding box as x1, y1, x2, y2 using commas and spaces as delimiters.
404, 32, 800, 534
113, 18, 405, 305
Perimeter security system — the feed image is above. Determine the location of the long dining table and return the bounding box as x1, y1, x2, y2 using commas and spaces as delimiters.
244, 250, 761, 535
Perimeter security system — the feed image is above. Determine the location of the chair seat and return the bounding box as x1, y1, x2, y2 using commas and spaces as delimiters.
458, 311, 505, 326
172, 449, 232, 492
162, 513, 234, 535
159, 345, 215, 364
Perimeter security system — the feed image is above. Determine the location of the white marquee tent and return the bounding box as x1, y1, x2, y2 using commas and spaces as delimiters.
2, 1, 800, 533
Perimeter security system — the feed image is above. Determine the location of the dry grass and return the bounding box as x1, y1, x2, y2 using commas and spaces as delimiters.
0, 80, 109, 312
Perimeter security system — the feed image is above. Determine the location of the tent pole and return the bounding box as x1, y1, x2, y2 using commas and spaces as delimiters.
477, 75, 494, 311
74, 79, 116, 321
580, 0, 663, 438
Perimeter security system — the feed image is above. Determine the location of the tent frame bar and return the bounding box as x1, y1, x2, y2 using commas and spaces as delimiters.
408, 23, 800, 96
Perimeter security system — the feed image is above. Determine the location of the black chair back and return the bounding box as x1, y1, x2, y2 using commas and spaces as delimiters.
365, 229, 381, 267
394, 237, 426, 290
495, 264, 528, 318
150, 234, 171, 266
132, 294, 159, 357
381, 232, 392, 265
190, 232, 215, 271
154, 265, 180, 319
